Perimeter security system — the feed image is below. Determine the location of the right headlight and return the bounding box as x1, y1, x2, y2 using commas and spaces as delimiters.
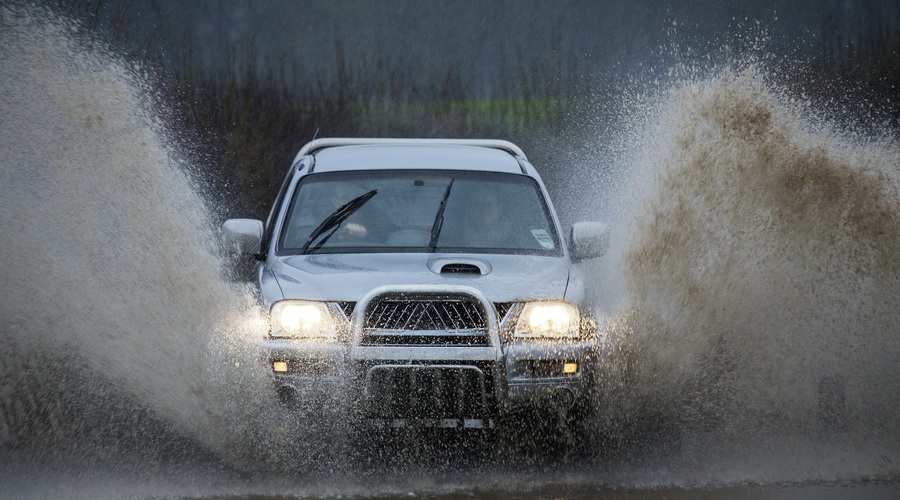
514, 301, 580, 338
269, 300, 340, 339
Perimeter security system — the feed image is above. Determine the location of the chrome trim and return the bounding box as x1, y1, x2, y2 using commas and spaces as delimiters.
353, 346, 497, 361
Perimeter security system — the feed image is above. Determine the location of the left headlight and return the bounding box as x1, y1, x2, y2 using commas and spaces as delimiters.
269, 300, 339, 339
514, 301, 580, 338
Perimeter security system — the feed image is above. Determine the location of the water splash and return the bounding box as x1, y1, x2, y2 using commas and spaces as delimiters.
0, 4, 283, 471
593, 66, 900, 484
2, 2, 899, 495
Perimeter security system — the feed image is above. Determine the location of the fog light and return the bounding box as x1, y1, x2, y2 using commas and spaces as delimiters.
563, 362, 578, 374
273, 361, 288, 373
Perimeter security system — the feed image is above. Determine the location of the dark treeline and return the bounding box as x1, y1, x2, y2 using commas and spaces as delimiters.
54, 0, 900, 221
169, 44, 603, 219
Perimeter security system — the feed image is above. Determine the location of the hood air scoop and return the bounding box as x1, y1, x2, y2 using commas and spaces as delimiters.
441, 263, 482, 274
427, 257, 492, 276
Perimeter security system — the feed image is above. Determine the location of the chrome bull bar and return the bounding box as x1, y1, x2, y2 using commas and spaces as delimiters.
350, 285, 504, 421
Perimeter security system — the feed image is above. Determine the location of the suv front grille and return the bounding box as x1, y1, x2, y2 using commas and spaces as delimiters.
365, 297, 486, 330
361, 294, 491, 346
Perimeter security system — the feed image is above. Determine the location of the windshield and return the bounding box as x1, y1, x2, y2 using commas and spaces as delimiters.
278, 170, 562, 255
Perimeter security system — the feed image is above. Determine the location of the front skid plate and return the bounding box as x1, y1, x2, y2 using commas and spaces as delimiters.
364, 364, 493, 420
369, 418, 495, 429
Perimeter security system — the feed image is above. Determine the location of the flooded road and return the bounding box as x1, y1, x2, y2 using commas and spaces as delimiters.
1, 447, 898, 499
1, 4, 898, 499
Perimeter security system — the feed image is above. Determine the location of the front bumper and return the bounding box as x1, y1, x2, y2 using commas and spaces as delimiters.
265, 340, 600, 419
262, 285, 602, 422
504, 339, 600, 409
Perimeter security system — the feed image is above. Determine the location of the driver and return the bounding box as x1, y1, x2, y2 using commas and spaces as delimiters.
326, 183, 396, 243
329, 184, 369, 238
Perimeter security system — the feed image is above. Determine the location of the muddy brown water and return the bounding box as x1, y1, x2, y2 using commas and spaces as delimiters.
1, 4, 898, 499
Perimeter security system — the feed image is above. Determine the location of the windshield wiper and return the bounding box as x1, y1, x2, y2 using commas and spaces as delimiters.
428, 180, 454, 252
300, 189, 377, 254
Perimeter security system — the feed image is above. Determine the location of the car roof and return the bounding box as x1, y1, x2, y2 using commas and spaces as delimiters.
308, 144, 527, 174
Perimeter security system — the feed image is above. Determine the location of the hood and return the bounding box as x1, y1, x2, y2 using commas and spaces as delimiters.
268, 252, 570, 303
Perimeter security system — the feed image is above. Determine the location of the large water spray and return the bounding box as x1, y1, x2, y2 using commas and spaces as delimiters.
1, 3, 898, 495
0, 5, 285, 471
595, 67, 900, 484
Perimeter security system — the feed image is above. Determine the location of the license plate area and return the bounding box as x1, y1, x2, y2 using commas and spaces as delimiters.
365, 364, 489, 419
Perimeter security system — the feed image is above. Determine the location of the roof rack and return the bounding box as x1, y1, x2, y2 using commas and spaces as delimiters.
292, 138, 527, 166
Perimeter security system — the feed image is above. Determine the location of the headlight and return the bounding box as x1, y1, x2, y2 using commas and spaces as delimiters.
514, 301, 580, 338
270, 300, 339, 339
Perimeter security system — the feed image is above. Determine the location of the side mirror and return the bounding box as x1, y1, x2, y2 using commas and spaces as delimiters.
223, 219, 264, 256
569, 221, 610, 262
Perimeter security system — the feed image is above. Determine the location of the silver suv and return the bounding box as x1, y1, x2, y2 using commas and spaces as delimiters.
224, 138, 609, 432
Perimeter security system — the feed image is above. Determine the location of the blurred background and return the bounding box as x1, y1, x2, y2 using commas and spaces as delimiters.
47, 0, 900, 220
